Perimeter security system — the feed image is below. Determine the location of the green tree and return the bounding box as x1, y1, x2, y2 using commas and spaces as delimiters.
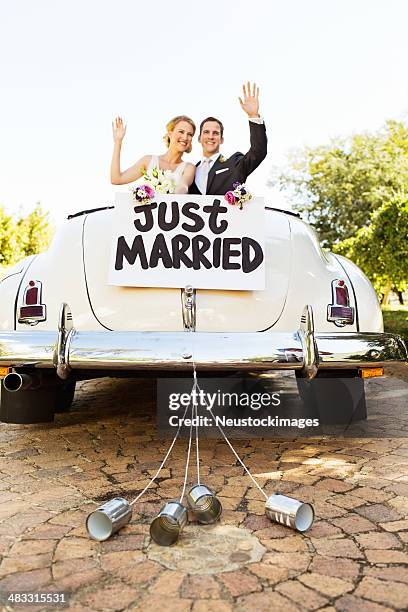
271, 120, 408, 247
0, 203, 53, 269
0, 206, 18, 265
334, 195, 408, 303
15, 203, 53, 258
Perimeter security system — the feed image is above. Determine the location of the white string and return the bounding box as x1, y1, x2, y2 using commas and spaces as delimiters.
129, 396, 191, 507
190, 334, 268, 501
194, 382, 201, 486
179, 400, 194, 502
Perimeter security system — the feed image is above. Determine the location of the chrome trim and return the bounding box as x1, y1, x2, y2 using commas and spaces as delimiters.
314, 332, 408, 368
0, 302, 406, 373
54, 303, 74, 379
67, 330, 302, 370
182, 285, 196, 331
298, 305, 318, 379
0, 330, 405, 371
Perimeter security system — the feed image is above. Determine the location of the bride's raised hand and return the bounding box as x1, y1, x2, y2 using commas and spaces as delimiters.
112, 116, 127, 143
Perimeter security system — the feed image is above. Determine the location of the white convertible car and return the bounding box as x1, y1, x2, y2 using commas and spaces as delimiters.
0, 200, 406, 423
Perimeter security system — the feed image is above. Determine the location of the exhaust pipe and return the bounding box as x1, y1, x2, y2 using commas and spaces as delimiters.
3, 372, 39, 393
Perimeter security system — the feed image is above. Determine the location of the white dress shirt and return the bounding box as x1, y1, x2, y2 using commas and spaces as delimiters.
195, 152, 220, 195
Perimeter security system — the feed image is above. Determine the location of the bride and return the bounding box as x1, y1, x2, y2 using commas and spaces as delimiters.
110, 115, 196, 194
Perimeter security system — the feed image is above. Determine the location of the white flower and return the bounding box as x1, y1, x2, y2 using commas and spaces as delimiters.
161, 178, 175, 193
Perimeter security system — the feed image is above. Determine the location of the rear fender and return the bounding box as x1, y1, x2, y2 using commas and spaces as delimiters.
0, 256, 37, 331
333, 254, 383, 332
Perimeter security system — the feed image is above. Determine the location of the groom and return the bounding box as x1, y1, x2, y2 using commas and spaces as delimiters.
189, 82, 267, 196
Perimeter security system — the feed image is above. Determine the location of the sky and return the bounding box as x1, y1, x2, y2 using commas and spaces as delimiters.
0, 0, 407, 226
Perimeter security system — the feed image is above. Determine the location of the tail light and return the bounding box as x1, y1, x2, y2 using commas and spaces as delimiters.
18, 280, 46, 325
327, 279, 354, 326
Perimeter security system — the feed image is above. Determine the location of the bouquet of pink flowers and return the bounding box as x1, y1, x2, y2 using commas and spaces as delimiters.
224, 182, 253, 210
132, 167, 176, 205
132, 184, 155, 205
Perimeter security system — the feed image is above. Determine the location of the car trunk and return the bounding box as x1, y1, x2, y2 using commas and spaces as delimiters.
82, 207, 291, 332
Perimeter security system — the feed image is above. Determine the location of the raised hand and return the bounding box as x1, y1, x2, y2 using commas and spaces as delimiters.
238, 82, 260, 118
112, 116, 127, 143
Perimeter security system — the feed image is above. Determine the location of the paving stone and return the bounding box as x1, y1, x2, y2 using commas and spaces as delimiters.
78, 582, 139, 611
365, 549, 408, 564
180, 575, 222, 599
375, 519, 408, 532
355, 576, 408, 608
314, 479, 354, 492
8, 539, 57, 556
350, 487, 393, 503
309, 556, 360, 580
236, 591, 300, 612
335, 593, 394, 612
305, 521, 342, 538
218, 571, 261, 597
264, 552, 311, 572
0, 567, 52, 592
99, 533, 145, 553
137, 594, 193, 612
21, 524, 72, 540
332, 513, 377, 534
298, 572, 354, 597
52, 556, 100, 580
53, 537, 97, 560
113, 559, 161, 587
312, 538, 363, 559
387, 495, 408, 516
147, 524, 266, 574
148, 570, 185, 596
99, 550, 146, 572
260, 535, 309, 553
192, 600, 232, 612
276, 580, 328, 610
356, 503, 402, 522
363, 565, 408, 583
54, 567, 104, 592
355, 531, 402, 549
0, 552, 52, 576
247, 562, 290, 584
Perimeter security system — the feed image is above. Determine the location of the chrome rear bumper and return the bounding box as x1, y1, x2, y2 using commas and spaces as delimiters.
0, 304, 406, 379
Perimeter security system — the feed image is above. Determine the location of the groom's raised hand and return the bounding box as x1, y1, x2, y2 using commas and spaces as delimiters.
238, 82, 260, 118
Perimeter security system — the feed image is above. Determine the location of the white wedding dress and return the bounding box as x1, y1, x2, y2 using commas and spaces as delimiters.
147, 155, 186, 191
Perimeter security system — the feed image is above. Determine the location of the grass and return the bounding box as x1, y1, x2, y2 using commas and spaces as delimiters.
382, 305, 408, 343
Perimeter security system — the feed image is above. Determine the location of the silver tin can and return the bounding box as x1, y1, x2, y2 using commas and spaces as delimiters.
265, 494, 314, 532
187, 484, 222, 524
86, 497, 132, 541
150, 501, 188, 546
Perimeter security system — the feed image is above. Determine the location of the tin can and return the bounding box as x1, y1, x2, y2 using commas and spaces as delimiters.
86, 497, 132, 541
150, 501, 188, 546
187, 484, 222, 524
265, 494, 314, 532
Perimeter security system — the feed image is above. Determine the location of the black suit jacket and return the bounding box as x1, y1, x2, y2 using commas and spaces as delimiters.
189, 121, 267, 196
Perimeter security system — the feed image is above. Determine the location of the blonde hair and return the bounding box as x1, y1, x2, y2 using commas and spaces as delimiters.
164, 115, 196, 153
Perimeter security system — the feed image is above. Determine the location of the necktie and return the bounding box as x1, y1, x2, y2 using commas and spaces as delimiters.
200, 159, 210, 194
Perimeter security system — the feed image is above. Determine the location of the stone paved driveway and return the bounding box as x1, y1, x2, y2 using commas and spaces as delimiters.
0, 370, 407, 611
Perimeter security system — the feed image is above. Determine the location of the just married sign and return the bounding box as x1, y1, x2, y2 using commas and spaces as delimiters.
109, 193, 265, 290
